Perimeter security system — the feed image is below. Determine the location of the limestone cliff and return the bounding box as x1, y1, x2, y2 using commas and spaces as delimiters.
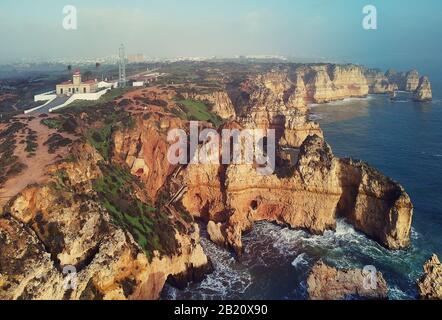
112, 113, 186, 200
306, 261, 388, 300
385, 69, 432, 101
182, 134, 413, 254
417, 254, 442, 300
364, 69, 398, 94
303, 64, 369, 103
0, 136, 211, 300
235, 69, 323, 148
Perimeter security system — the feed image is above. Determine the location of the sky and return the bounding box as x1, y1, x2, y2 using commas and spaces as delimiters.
0, 0, 441, 71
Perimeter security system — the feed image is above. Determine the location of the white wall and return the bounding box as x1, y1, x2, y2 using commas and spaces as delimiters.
49, 89, 110, 112
34, 91, 56, 102
132, 81, 144, 87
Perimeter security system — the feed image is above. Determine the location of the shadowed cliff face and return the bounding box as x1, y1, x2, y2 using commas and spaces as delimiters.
112, 113, 187, 201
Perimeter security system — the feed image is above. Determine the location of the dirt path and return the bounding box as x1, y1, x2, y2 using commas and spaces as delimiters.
0, 115, 76, 208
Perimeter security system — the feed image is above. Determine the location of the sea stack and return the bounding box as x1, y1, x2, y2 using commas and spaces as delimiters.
417, 254, 442, 300
413, 76, 433, 102
306, 261, 388, 300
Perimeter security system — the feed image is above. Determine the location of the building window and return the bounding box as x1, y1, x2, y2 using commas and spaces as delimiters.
60, 88, 63, 94
76, 87, 79, 92
83, 88, 86, 93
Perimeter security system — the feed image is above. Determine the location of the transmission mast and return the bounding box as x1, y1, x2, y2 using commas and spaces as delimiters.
118, 44, 127, 88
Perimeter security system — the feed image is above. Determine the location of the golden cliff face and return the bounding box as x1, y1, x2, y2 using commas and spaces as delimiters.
112, 114, 186, 201
235, 69, 323, 148
417, 254, 442, 300
304, 64, 369, 103
181, 134, 413, 255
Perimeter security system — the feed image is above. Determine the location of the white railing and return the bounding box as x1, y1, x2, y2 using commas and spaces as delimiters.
34, 90, 56, 102
24, 96, 56, 114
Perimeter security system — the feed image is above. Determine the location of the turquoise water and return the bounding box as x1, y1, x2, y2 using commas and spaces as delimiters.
162, 78, 442, 300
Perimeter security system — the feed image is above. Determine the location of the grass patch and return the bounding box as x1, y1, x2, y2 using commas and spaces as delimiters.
40, 118, 62, 130
0, 122, 27, 185
44, 133, 73, 154
93, 163, 179, 261
176, 99, 222, 127
86, 124, 113, 161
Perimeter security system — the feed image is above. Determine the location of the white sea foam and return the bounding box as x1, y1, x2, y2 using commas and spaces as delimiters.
291, 253, 308, 268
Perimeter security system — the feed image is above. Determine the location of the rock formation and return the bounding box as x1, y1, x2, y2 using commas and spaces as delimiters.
182, 134, 413, 255
0, 132, 212, 299
306, 261, 388, 300
384, 69, 432, 101
303, 64, 369, 103
234, 69, 323, 148
364, 69, 398, 94
182, 90, 236, 120
413, 76, 432, 102
0, 63, 425, 299
112, 113, 185, 200
417, 254, 442, 300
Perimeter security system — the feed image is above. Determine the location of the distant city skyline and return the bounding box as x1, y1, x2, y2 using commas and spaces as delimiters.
1, 0, 441, 73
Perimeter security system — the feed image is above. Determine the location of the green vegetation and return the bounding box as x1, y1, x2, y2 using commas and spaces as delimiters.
86, 124, 113, 161
0, 122, 27, 185
85, 106, 135, 161
176, 99, 223, 127
40, 118, 62, 130
93, 163, 178, 261
44, 133, 73, 154
24, 129, 38, 155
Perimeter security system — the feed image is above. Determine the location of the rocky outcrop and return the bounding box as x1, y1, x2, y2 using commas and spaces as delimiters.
181, 134, 413, 254
385, 69, 432, 101
417, 254, 442, 300
364, 69, 397, 94
413, 76, 432, 102
112, 113, 185, 200
0, 212, 210, 300
304, 64, 369, 103
0, 134, 211, 300
182, 90, 236, 120
306, 261, 388, 300
235, 69, 323, 148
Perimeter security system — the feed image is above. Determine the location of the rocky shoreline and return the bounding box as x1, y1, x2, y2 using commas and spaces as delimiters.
0, 63, 437, 300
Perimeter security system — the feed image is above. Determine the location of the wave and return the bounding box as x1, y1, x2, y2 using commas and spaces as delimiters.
291, 253, 309, 268
308, 114, 322, 121
309, 96, 374, 108
163, 220, 425, 300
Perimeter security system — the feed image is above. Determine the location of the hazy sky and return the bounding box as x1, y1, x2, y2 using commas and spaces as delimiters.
1, 0, 441, 70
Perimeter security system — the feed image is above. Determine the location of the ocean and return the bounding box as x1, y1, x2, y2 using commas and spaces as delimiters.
162, 75, 442, 300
